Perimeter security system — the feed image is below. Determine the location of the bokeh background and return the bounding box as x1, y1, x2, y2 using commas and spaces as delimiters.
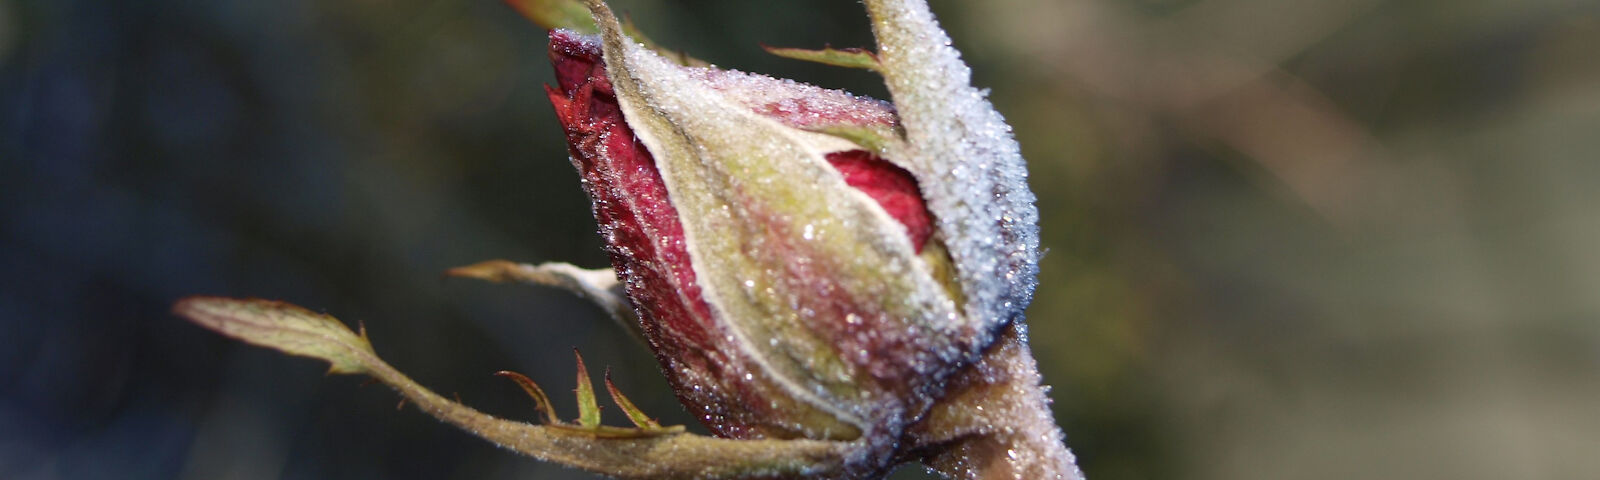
4, 0, 1598, 478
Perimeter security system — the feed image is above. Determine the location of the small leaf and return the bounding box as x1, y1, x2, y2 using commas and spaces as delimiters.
504, 0, 706, 67
174, 296, 376, 375
810, 124, 900, 155
763, 45, 881, 72
573, 350, 601, 428
504, 0, 596, 32
496, 370, 561, 425
605, 370, 662, 429
500, 370, 687, 438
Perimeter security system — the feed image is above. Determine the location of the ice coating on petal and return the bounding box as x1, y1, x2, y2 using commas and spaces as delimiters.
581, 1, 976, 452
693, 68, 900, 138
863, 0, 1042, 347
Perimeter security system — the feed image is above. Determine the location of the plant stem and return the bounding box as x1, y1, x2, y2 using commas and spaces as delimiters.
904, 323, 1086, 480
357, 343, 851, 479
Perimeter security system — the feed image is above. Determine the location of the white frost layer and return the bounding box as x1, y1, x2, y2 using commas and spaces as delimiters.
865, 0, 1043, 342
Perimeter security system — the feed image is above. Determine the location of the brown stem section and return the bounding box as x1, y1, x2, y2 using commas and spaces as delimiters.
903, 323, 1085, 480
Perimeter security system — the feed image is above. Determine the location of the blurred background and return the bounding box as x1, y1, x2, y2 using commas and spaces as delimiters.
3, 0, 1598, 478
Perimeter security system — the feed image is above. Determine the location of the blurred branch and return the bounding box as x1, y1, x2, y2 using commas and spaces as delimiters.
973, 0, 1392, 226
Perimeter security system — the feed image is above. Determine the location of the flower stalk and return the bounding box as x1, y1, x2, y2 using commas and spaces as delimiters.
173, 297, 851, 479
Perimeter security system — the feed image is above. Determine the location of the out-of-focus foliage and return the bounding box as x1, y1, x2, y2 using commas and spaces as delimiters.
1, 0, 1596, 479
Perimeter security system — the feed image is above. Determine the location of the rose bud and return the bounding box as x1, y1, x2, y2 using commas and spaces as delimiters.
173, 0, 1075, 477
548, 25, 954, 443
174, 0, 1078, 477
541, 0, 1061, 475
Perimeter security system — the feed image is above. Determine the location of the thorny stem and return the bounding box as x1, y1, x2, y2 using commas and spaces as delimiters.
354, 347, 851, 479
173, 296, 855, 479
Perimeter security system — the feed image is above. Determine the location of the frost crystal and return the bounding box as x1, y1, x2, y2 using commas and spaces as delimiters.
864, 0, 1042, 347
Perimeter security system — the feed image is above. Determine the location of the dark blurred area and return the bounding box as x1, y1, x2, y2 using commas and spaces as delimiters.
3, 0, 1597, 479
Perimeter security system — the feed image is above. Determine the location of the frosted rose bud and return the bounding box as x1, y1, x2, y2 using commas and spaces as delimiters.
549, 29, 944, 443
546, 0, 1042, 462
173, 1, 1071, 477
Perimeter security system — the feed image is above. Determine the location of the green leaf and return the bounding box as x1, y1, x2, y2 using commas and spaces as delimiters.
499, 367, 686, 437
808, 124, 901, 156
504, 0, 597, 32
503, 0, 706, 67
573, 350, 601, 428
495, 370, 561, 425
174, 296, 851, 479
606, 371, 663, 429
174, 296, 376, 375
763, 45, 881, 72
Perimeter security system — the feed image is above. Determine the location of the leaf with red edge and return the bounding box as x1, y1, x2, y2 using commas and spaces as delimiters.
495, 370, 561, 425
174, 296, 376, 375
